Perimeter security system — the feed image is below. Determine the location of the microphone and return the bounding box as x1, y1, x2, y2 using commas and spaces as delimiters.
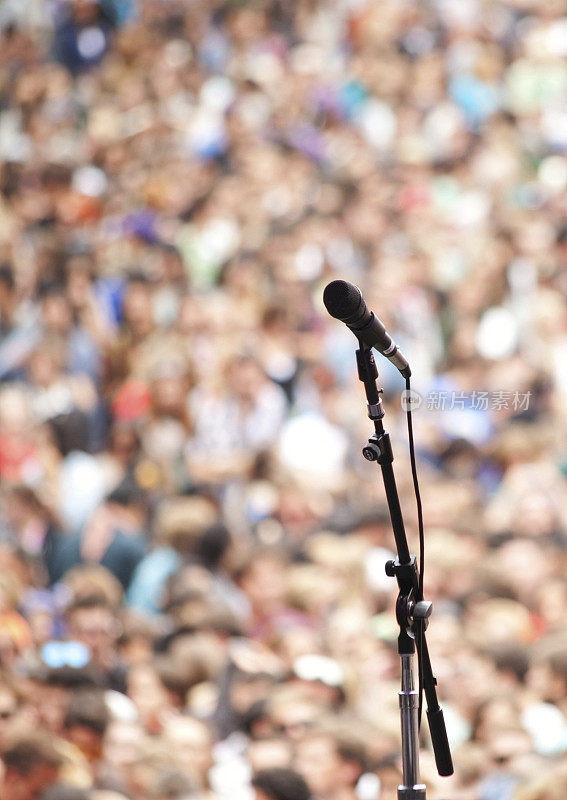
323, 280, 411, 378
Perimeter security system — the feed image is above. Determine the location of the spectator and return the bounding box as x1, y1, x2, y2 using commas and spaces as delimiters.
0, 730, 63, 800
65, 595, 126, 692
294, 725, 367, 800
252, 767, 311, 800
63, 688, 109, 765
48, 477, 148, 589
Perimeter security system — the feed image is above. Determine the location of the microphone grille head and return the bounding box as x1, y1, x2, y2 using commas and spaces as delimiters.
323, 280, 362, 319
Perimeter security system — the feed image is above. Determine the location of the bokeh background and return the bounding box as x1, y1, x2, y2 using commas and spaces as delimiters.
1, 1, 567, 799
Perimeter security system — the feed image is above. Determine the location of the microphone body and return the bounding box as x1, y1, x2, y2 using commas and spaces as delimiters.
323, 280, 411, 378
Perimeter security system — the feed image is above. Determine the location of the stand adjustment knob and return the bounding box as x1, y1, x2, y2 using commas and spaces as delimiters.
362, 443, 380, 461
413, 601, 433, 623
385, 559, 397, 577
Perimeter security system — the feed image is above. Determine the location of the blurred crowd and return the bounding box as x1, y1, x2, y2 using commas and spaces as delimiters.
1, 0, 567, 798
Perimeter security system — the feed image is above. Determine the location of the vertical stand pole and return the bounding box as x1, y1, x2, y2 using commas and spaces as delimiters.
398, 652, 426, 799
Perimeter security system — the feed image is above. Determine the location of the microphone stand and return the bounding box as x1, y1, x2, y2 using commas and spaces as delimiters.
355, 343, 453, 799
